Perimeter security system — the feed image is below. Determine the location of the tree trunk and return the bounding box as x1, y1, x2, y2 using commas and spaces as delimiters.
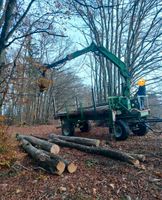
65, 161, 77, 173
55, 105, 113, 120
129, 153, 146, 162
43, 150, 77, 174
16, 134, 60, 155
19, 139, 65, 175
49, 138, 139, 165
48, 134, 100, 147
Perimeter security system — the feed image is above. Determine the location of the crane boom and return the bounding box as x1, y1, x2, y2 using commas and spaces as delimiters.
45, 42, 130, 97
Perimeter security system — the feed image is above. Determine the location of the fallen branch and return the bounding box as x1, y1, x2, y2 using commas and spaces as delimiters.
49, 133, 100, 147
17, 134, 60, 155
49, 138, 139, 165
129, 153, 146, 162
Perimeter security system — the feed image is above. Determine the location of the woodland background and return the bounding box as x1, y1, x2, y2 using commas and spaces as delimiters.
0, 0, 162, 124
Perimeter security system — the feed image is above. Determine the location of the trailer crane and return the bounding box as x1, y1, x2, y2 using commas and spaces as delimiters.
44, 42, 130, 97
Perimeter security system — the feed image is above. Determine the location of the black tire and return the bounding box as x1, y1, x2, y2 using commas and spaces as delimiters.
114, 120, 130, 141
131, 123, 148, 136
79, 121, 91, 132
62, 121, 74, 136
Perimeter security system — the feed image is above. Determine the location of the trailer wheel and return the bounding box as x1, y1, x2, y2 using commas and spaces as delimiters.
114, 120, 130, 141
62, 121, 74, 136
131, 123, 148, 136
79, 121, 91, 132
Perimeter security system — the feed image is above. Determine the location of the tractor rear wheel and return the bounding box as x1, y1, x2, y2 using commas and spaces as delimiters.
114, 120, 130, 141
131, 123, 148, 136
62, 121, 74, 136
79, 121, 91, 132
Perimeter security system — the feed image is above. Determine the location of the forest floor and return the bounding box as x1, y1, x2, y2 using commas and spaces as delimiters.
0, 122, 162, 200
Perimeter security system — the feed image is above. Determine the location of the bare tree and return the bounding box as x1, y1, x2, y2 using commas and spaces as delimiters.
64, 0, 162, 101
0, 0, 68, 110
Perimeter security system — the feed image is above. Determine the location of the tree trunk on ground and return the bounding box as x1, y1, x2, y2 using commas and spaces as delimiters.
49, 138, 139, 165
49, 133, 100, 147
43, 150, 77, 174
129, 153, 146, 162
18, 139, 65, 175
17, 134, 77, 174
49, 154, 77, 174
65, 161, 77, 173
17, 134, 60, 155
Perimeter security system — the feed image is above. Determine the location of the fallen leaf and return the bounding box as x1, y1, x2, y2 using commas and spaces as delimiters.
109, 183, 115, 189
125, 195, 132, 200
149, 178, 161, 182
16, 189, 21, 194
154, 171, 162, 178
92, 188, 97, 196
59, 186, 66, 193
140, 164, 146, 170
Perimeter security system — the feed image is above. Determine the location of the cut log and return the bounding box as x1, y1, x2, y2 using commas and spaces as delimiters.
16, 134, 60, 155
129, 153, 146, 162
49, 138, 139, 165
49, 153, 77, 174
55, 105, 113, 120
18, 139, 65, 175
65, 161, 77, 173
49, 133, 100, 147
17, 134, 78, 174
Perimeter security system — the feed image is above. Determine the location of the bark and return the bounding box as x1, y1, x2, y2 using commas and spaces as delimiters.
17, 134, 77, 174
42, 150, 77, 173
129, 153, 146, 162
16, 134, 60, 155
55, 105, 112, 120
18, 138, 65, 175
49, 138, 139, 165
48, 134, 100, 147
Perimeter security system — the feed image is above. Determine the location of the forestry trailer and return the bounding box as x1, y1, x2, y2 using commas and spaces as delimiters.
42, 42, 150, 140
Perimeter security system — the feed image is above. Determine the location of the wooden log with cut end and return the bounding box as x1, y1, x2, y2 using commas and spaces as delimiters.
17, 134, 78, 174
65, 161, 77, 173
49, 138, 139, 165
129, 153, 146, 162
49, 133, 100, 147
49, 153, 77, 174
16, 134, 60, 155
19, 139, 65, 175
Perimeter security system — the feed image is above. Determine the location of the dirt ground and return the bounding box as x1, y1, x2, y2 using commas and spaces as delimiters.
0, 122, 162, 200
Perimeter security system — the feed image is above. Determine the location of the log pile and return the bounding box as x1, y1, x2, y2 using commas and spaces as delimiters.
16, 133, 145, 175
16, 134, 77, 175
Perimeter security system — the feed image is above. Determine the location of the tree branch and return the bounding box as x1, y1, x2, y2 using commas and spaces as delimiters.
73, 0, 122, 10
5, 0, 36, 41
5, 30, 67, 48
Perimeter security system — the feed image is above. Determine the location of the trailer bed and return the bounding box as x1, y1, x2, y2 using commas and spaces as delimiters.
55, 105, 113, 120
55, 104, 149, 121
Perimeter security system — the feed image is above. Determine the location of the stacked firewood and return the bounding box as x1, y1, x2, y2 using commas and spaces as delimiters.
16, 134, 146, 175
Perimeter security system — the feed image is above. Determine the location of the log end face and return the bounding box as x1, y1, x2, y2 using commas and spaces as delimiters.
67, 162, 77, 173
50, 144, 60, 155
56, 161, 66, 175
132, 159, 140, 166
96, 140, 100, 147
